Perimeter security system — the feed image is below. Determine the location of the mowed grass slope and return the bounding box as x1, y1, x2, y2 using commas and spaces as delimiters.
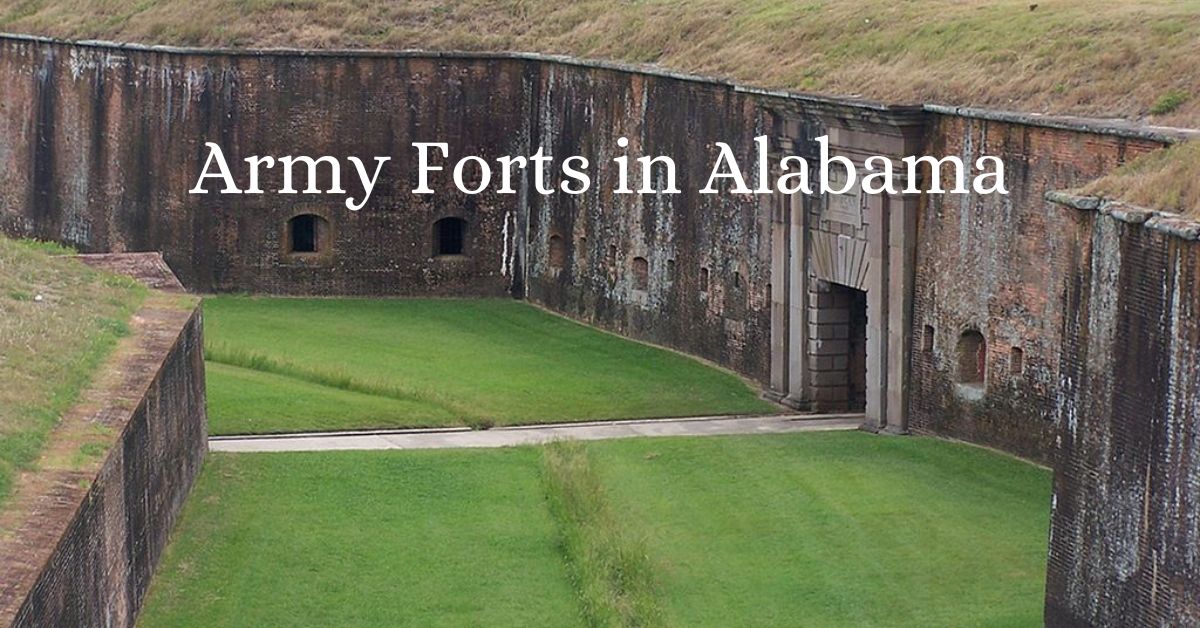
143, 433, 1051, 627
0, 237, 144, 509
588, 433, 1052, 627
202, 296, 774, 434
205, 361, 461, 433
138, 449, 583, 628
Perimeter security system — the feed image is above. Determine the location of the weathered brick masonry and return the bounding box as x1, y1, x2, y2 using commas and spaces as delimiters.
910, 115, 1164, 462
6, 35, 1186, 409
0, 37, 528, 296
521, 66, 780, 380
0, 254, 206, 628
1041, 200, 1200, 627
0, 35, 795, 379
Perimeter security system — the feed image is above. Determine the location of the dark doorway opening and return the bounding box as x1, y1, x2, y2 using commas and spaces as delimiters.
632, 257, 649, 290
548, 234, 566, 269
845, 286, 868, 412
956, 330, 987, 385
810, 282, 868, 412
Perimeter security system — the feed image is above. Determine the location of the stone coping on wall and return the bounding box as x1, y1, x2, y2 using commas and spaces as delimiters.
3, 31, 1198, 144
924, 105, 1200, 144
1046, 190, 1200, 241
0, 261, 202, 626
74, 252, 186, 293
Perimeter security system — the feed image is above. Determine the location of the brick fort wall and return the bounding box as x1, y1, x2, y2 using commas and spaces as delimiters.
909, 114, 1164, 463
0, 37, 529, 297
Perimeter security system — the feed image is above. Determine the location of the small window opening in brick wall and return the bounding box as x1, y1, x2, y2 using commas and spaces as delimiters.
956, 330, 986, 384
632, 257, 649, 290
548, 235, 566, 269
667, 259, 676, 282
700, 267, 710, 292
607, 244, 617, 270
1010, 347, 1024, 375
923, 325, 935, 352
433, 217, 466, 256
733, 270, 742, 289
288, 214, 327, 253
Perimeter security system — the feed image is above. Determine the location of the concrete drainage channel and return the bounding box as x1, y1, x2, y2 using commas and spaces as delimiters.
208, 413, 865, 452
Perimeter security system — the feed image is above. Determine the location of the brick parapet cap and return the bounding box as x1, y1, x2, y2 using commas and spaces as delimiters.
1045, 190, 1200, 241
926, 105, 1200, 144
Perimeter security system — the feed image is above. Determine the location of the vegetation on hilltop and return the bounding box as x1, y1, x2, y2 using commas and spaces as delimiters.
2, 1, 1196, 211
1081, 140, 1200, 217
0, 237, 144, 509
0, 0, 1197, 127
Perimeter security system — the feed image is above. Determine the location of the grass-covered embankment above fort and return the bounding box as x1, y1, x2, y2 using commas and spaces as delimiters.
1, 0, 1197, 126
1081, 140, 1200, 216
0, 237, 145, 509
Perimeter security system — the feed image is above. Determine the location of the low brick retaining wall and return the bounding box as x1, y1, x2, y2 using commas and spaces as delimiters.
0, 254, 207, 628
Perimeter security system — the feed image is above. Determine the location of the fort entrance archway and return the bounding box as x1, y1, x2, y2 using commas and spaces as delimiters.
766, 108, 925, 432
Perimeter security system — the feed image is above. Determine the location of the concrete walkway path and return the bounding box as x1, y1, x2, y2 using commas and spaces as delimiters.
209, 413, 863, 452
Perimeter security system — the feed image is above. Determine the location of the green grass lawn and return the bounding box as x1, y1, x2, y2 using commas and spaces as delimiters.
138, 449, 583, 628
202, 296, 774, 434
589, 433, 1051, 627
141, 433, 1051, 627
205, 362, 460, 433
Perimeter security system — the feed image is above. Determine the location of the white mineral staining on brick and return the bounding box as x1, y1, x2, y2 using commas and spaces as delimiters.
1165, 253, 1200, 571
956, 120, 976, 258
501, 209, 511, 276
1057, 372, 1078, 438
1084, 218, 1122, 432
1110, 484, 1143, 581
